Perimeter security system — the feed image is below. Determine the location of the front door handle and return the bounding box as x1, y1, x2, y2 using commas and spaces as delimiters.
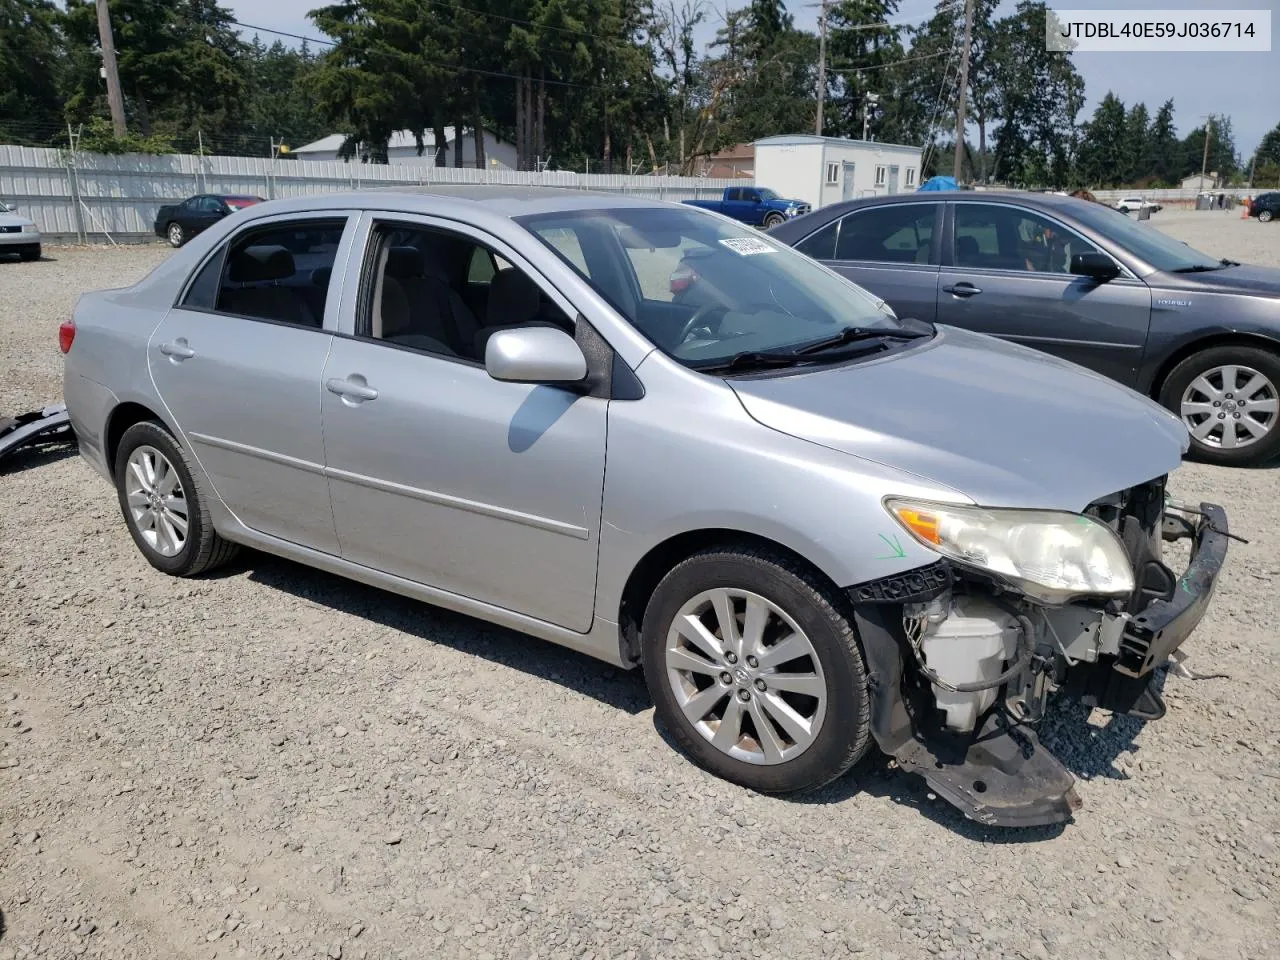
326, 376, 379, 403
942, 282, 983, 298
159, 338, 195, 361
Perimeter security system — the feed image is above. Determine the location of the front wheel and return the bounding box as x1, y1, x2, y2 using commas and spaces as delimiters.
762, 213, 785, 229
1260, 210, 1274, 223
641, 546, 871, 794
1159, 345, 1280, 466
166, 222, 185, 247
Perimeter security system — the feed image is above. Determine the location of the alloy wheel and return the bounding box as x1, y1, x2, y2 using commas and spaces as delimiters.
168, 223, 183, 246
124, 445, 190, 557
664, 588, 827, 765
1180, 363, 1279, 451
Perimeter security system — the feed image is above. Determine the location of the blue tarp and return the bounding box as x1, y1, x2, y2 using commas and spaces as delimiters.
917, 176, 959, 192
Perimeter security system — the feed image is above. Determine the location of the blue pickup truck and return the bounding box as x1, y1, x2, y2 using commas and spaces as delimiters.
682, 186, 810, 229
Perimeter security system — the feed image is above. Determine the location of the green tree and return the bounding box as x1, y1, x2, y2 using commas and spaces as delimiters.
1258, 121, 1280, 166
1146, 99, 1179, 184
0, 0, 64, 145
824, 1, 905, 141
1181, 114, 1237, 181
1075, 93, 1127, 187
1121, 101, 1150, 184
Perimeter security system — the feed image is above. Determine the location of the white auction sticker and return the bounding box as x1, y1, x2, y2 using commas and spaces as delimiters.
1046, 9, 1271, 52
720, 237, 776, 256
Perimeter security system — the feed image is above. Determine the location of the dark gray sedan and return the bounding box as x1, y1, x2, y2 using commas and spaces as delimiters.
768, 192, 1280, 466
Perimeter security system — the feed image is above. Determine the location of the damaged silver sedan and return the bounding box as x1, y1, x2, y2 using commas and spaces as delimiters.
61, 187, 1227, 826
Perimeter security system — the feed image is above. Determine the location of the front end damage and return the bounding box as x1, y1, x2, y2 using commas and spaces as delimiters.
849, 478, 1230, 827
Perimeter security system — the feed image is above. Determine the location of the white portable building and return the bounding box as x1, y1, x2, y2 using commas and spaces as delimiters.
752, 135, 924, 210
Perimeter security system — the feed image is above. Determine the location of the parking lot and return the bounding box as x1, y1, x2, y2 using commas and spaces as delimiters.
1, 208, 1277, 960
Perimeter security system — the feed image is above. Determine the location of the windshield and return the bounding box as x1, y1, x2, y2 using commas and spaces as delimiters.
757, 188, 779, 201
517, 206, 906, 369
1070, 201, 1222, 272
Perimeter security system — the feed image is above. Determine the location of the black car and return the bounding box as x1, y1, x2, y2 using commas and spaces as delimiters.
764, 191, 1280, 466
155, 194, 264, 248
1250, 192, 1279, 223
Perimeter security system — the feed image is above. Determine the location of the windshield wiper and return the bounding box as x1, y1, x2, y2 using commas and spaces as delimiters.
691, 351, 810, 373
1171, 263, 1225, 273
1220, 258, 1240, 267
790, 324, 930, 356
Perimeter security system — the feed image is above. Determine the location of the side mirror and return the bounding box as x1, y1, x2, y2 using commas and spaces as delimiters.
1070, 251, 1120, 283
485, 326, 587, 385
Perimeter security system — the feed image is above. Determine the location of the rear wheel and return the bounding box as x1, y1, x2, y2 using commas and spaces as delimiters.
114, 421, 239, 576
641, 546, 871, 794
1159, 345, 1280, 466
1260, 209, 1274, 223
166, 222, 185, 247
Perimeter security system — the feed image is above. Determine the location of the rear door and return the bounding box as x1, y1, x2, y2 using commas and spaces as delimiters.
793, 201, 942, 323
936, 201, 1152, 384
148, 213, 357, 553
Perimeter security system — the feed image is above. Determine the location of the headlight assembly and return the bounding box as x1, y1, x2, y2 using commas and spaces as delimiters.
885, 498, 1134, 604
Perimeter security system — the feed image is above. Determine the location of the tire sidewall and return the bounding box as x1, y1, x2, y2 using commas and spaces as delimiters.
168, 223, 184, 247
763, 214, 784, 229
1159, 346, 1280, 466
1260, 210, 1274, 223
641, 551, 869, 794
114, 422, 206, 574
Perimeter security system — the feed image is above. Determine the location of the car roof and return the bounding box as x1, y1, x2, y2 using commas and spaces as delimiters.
230, 185, 675, 222
810, 190, 1091, 211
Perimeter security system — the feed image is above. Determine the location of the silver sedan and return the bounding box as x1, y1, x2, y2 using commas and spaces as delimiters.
62, 187, 1226, 826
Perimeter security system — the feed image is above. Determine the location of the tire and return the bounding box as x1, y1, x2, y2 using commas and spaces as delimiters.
1158, 345, 1280, 466
1260, 210, 1274, 223
114, 420, 239, 576
763, 213, 785, 229
19, 246, 40, 262
166, 222, 185, 247
641, 545, 872, 794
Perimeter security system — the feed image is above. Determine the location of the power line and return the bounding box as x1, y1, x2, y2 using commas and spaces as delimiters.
826, 50, 951, 73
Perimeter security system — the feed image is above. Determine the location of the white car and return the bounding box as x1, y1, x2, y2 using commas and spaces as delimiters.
0, 201, 42, 261
1115, 197, 1162, 215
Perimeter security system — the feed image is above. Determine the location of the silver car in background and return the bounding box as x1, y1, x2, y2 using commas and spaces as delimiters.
61, 187, 1228, 827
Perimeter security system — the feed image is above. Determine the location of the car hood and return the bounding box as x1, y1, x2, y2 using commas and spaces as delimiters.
1155, 263, 1280, 297
728, 326, 1188, 511
0, 212, 35, 228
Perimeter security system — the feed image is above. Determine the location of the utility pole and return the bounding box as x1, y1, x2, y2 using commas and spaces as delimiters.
1200, 115, 1213, 189
1248, 151, 1256, 190
863, 92, 880, 141
953, 0, 976, 182
815, 2, 829, 136
95, 0, 127, 137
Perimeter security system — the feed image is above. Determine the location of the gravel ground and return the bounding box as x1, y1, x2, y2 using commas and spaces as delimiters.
2, 213, 1279, 960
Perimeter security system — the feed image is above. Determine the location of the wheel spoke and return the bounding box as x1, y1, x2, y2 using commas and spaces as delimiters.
675, 614, 725, 662
709, 590, 740, 655
741, 595, 770, 657
138, 507, 157, 532
1191, 417, 1220, 440
680, 684, 726, 725
156, 465, 180, 497
711, 696, 744, 752
1220, 365, 1240, 394
667, 647, 722, 678
1248, 397, 1278, 414
156, 514, 176, 553
759, 692, 815, 747
127, 491, 150, 510
1180, 401, 1216, 416
1237, 373, 1268, 400
128, 459, 151, 493
746, 698, 786, 763
755, 632, 808, 670
161, 494, 188, 518
761, 672, 826, 698
164, 509, 189, 537
1188, 374, 1223, 400
1239, 416, 1271, 439
1219, 424, 1239, 449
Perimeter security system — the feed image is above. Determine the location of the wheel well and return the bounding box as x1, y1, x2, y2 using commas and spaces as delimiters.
104, 402, 164, 478
1148, 333, 1280, 399
616, 529, 838, 665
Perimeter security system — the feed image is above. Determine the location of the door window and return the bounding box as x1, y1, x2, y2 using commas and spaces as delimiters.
833, 204, 937, 264
199, 196, 224, 213
360, 222, 572, 363
953, 204, 1102, 274
794, 218, 840, 260
179, 218, 346, 327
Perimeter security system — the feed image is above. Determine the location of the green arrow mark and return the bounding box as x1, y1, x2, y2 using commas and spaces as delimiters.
876, 533, 907, 560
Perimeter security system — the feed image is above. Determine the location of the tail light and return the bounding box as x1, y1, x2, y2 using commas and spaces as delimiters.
59, 319, 76, 354
669, 263, 697, 296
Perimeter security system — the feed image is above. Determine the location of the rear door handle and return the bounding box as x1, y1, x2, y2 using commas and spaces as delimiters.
942, 282, 982, 298
326, 376, 379, 403
159, 339, 195, 360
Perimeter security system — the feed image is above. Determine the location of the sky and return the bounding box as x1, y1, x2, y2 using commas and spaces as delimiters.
224, 0, 1280, 158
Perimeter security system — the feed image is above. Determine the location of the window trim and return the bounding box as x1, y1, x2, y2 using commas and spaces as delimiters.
905, 168, 917, 187
825, 161, 840, 185
945, 200, 1137, 280
173, 212, 357, 330
344, 213, 584, 368
874, 165, 887, 187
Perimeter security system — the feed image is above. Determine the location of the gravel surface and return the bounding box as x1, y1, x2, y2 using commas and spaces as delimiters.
3, 215, 1279, 960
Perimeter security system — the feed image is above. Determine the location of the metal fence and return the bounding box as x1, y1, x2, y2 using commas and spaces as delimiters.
0, 145, 747, 243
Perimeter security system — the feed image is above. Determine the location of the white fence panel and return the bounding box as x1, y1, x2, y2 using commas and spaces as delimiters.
0, 144, 746, 242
